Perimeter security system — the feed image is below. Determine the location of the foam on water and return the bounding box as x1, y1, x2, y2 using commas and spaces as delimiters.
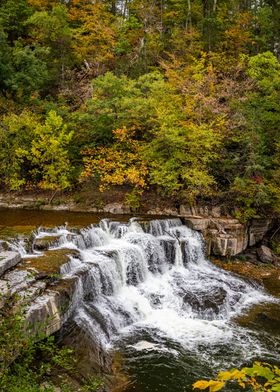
19, 218, 280, 370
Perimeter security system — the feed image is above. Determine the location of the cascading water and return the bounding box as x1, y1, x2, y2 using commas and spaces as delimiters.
26, 218, 280, 391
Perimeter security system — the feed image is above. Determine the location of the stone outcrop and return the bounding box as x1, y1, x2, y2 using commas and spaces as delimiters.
103, 202, 131, 214
0, 243, 113, 376
180, 205, 272, 256
257, 245, 275, 264
0, 246, 82, 337
248, 219, 272, 247
26, 276, 82, 336
0, 251, 21, 276
33, 236, 61, 251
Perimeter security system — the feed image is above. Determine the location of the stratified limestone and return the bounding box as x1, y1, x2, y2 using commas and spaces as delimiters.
0, 251, 21, 276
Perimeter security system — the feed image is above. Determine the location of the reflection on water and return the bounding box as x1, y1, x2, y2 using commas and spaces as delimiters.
0, 208, 127, 232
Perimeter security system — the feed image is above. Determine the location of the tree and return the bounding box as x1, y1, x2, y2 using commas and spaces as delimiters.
0, 110, 73, 191
146, 119, 223, 201
69, 0, 117, 77
0, 110, 38, 190
27, 5, 73, 87
0, 0, 32, 43
75, 71, 165, 146
81, 127, 148, 191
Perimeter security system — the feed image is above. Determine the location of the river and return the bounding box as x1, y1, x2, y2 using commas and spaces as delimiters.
1, 209, 280, 392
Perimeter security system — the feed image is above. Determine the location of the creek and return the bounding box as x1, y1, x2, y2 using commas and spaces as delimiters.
1, 209, 280, 391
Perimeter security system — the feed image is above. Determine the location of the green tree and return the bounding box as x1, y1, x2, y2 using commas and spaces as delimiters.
0, 110, 73, 191
27, 5, 73, 87
0, 110, 38, 190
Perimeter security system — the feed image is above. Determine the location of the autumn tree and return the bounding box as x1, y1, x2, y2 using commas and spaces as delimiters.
81, 127, 148, 192
0, 110, 73, 191
69, 0, 117, 77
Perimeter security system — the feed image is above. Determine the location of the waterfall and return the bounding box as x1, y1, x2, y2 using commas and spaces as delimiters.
25, 218, 278, 372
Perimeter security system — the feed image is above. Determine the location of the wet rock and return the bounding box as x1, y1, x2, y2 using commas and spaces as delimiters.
33, 235, 61, 251
61, 319, 112, 375
103, 203, 130, 214
0, 240, 9, 251
147, 207, 179, 216
257, 245, 275, 264
160, 238, 177, 265
21, 248, 80, 275
182, 214, 272, 257
183, 287, 227, 318
249, 219, 272, 247
184, 218, 210, 231
0, 251, 21, 276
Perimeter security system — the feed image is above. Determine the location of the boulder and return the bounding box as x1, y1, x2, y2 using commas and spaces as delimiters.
257, 245, 275, 264
0, 241, 9, 251
0, 251, 21, 277
103, 202, 131, 214
147, 207, 179, 216
183, 287, 227, 319
249, 219, 272, 247
184, 217, 210, 231
33, 235, 61, 251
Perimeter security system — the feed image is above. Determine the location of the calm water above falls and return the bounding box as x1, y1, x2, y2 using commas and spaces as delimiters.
10, 215, 280, 391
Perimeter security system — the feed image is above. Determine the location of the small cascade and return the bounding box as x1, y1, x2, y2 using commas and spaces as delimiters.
19, 217, 279, 372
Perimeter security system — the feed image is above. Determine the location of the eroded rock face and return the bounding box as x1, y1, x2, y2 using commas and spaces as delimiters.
103, 203, 131, 214
182, 214, 272, 257
33, 236, 61, 251
0, 251, 21, 276
179, 204, 224, 218
25, 276, 82, 337
147, 207, 179, 216
249, 219, 272, 247
61, 320, 112, 375
0, 246, 83, 338
257, 245, 275, 264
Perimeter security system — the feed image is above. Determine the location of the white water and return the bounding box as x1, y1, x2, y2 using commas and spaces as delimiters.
26, 218, 279, 369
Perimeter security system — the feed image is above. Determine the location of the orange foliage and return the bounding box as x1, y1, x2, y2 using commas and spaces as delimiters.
80, 128, 148, 191
68, 0, 116, 75
223, 12, 255, 54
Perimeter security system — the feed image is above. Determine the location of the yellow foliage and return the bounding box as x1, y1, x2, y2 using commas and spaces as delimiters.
80, 128, 148, 191
193, 380, 225, 391
193, 363, 280, 392
193, 381, 212, 390
69, 1, 116, 74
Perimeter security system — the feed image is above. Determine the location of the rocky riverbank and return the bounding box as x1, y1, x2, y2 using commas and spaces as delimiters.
0, 190, 278, 258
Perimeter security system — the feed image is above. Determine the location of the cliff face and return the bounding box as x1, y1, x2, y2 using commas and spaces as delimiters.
180, 207, 272, 257
146, 204, 273, 257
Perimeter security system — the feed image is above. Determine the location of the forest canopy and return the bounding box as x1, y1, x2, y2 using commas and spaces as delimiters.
1, 0, 280, 218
